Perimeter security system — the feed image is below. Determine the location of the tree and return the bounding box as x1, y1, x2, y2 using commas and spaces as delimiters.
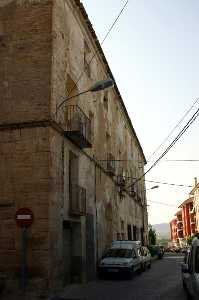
148, 225, 156, 245
187, 235, 194, 245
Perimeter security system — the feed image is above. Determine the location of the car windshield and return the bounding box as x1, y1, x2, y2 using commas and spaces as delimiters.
104, 249, 132, 258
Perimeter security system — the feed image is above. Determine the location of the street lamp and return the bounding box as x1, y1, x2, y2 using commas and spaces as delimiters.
145, 185, 159, 191
56, 78, 114, 117
142, 185, 159, 245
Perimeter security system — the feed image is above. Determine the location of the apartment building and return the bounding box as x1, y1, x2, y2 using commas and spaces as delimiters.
175, 210, 185, 246
0, 0, 147, 295
170, 218, 178, 246
170, 178, 198, 247
179, 197, 196, 238
190, 177, 199, 232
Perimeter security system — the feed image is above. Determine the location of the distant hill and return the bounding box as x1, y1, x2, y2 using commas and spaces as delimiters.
152, 223, 170, 239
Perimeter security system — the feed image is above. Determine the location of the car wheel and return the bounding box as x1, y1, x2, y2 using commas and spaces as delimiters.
148, 262, 151, 269
142, 263, 146, 272
138, 265, 142, 274
182, 280, 192, 299
182, 279, 186, 289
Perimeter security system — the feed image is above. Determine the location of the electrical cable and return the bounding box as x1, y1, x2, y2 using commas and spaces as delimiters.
66, 0, 129, 99
145, 180, 192, 188
147, 199, 178, 207
147, 159, 199, 162
147, 97, 199, 161
127, 105, 199, 190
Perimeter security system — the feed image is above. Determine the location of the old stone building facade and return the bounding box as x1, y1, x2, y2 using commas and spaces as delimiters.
0, 0, 147, 294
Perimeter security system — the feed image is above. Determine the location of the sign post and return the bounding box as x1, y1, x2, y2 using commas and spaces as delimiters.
15, 208, 34, 294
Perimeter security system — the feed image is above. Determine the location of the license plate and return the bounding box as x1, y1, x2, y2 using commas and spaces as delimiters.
107, 268, 119, 273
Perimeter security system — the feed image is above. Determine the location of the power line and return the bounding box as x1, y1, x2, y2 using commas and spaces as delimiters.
147, 159, 199, 162
147, 199, 178, 208
146, 180, 192, 188
147, 97, 199, 161
66, 0, 129, 99
164, 159, 199, 162
127, 105, 199, 190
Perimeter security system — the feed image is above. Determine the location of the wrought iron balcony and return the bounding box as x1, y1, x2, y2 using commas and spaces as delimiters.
190, 218, 196, 224
64, 105, 92, 148
190, 207, 195, 214
69, 184, 86, 216
117, 174, 126, 187
177, 219, 183, 223
129, 186, 136, 198
177, 228, 183, 232
106, 153, 116, 176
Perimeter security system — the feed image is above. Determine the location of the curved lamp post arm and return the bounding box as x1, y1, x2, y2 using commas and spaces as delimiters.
56, 89, 90, 116
55, 78, 114, 117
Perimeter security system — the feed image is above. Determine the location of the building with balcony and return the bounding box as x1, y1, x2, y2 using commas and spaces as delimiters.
170, 218, 178, 246
175, 210, 185, 246
170, 178, 198, 247
0, 0, 147, 296
190, 177, 199, 233
179, 197, 196, 238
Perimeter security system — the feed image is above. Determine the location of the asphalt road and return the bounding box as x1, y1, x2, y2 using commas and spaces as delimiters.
60, 253, 188, 300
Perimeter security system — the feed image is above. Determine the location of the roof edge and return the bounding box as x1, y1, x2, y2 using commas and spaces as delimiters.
75, 0, 147, 164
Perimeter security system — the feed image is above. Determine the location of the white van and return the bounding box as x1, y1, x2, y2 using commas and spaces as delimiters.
98, 241, 142, 278
181, 236, 199, 299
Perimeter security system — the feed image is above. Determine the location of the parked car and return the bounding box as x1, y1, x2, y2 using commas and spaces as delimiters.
148, 245, 164, 259
98, 241, 143, 278
181, 237, 199, 299
141, 246, 151, 270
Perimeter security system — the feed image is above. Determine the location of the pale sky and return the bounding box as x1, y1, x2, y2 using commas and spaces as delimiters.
82, 0, 199, 224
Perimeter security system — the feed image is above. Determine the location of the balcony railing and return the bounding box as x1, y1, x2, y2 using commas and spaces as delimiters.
129, 186, 136, 198
190, 207, 195, 214
64, 105, 92, 148
117, 174, 126, 187
69, 184, 86, 216
106, 153, 116, 176
177, 219, 183, 223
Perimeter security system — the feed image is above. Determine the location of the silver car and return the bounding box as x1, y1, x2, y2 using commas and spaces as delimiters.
98, 247, 142, 278
181, 237, 199, 299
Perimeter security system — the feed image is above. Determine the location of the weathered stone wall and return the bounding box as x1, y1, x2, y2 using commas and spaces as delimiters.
0, 126, 50, 289
0, 0, 53, 293
0, 0, 147, 293
50, 0, 147, 265
0, 0, 52, 124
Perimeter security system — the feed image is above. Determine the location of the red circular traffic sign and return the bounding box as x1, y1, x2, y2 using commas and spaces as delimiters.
15, 208, 34, 228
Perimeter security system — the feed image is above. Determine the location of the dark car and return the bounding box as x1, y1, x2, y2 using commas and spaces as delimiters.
148, 245, 164, 259
181, 237, 199, 299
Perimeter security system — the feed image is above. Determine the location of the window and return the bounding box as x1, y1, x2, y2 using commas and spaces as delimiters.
105, 249, 133, 258
117, 233, 121, 240
103, 91, 108, 110
84, 41, 91, 78
106, 132, 111, 152
89, 111, 94, 143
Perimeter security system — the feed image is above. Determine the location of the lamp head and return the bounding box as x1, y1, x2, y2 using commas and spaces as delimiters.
151, 185, 159, 190
89, 78, 114, 92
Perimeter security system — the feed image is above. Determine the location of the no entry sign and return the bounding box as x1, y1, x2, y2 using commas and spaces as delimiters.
15, 208, 34, 228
